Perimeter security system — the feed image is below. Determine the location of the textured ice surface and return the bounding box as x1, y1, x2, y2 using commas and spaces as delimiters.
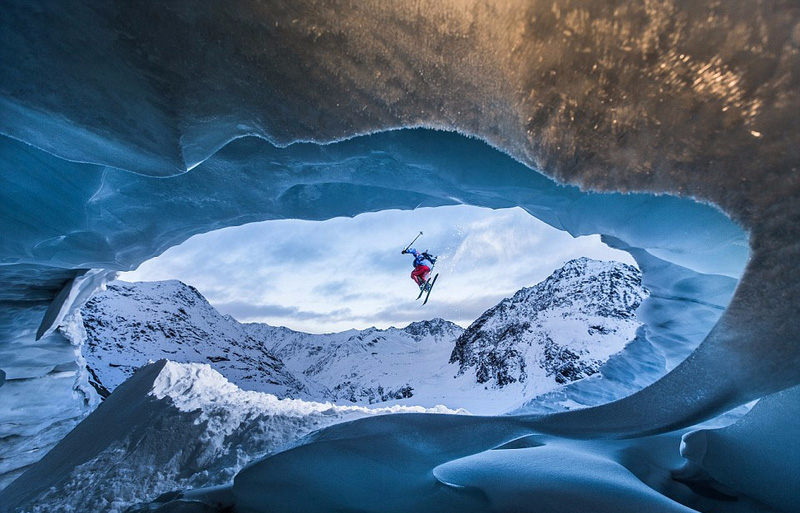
0, 290, 98, 490
1, 0, 799, 511
679, 385, 800, 512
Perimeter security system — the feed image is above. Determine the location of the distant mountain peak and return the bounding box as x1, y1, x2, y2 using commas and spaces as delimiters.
401, 318, 462, 341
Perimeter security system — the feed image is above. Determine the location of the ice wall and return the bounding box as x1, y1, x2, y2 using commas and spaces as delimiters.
1, 0, 798, 509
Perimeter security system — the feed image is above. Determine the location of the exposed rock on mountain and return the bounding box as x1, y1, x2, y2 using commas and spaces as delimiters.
450, 258, 647, 389
81, 280, 308, 397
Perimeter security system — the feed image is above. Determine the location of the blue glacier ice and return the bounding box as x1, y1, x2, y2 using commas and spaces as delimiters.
1, 1, 798, 512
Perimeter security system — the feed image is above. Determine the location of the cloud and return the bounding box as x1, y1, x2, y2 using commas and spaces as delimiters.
311, 280, 349, 296
361, 292, 510, 329
217, 301, 302, 320
216, 300, 353, 326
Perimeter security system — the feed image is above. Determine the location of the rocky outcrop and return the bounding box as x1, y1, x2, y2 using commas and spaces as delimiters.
450, 258, 647, 389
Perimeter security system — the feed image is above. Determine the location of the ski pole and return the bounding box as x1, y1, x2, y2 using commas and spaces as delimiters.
402, 231, 423, 253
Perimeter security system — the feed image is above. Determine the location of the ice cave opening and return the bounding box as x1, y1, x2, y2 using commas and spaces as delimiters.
1, 91, 797, 513
0, 128, 752, 504
3, 1, 800, 510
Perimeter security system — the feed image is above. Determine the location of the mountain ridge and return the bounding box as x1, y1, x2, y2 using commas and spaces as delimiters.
81, 258, 647, 414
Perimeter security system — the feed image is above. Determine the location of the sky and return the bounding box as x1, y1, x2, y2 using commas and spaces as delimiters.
120, 205, 636, 334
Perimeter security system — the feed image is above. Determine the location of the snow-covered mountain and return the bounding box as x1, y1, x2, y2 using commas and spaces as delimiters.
451, 258, 647, 391
81, 258, 647, 414
245, 318, 465, 406
81, 281, 311, 398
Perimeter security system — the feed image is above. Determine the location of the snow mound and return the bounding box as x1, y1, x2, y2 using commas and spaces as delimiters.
232, 409, 710, 513
0, 360, 460, 513
678, 384, 800, 512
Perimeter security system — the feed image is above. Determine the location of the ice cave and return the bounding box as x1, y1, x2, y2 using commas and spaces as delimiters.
1, 1, 798, 512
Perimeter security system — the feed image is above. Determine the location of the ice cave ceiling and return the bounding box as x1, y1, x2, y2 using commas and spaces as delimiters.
0, 0, 799, 498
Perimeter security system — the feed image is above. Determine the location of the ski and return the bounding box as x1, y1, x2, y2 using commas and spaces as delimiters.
416, 277, 431, 300
422, 273, 439, 305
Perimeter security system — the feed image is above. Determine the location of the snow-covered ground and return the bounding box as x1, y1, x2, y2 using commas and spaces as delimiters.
4, 357, 783, 513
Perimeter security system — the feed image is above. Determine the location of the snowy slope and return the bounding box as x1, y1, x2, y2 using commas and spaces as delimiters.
82, 259, 646, 415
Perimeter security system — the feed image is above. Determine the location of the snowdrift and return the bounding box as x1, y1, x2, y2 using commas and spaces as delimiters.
0, 360, 460, 513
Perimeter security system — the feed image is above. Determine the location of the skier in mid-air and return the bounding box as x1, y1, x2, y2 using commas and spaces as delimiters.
401, 231, 440, 304
402, 247, 437, 292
